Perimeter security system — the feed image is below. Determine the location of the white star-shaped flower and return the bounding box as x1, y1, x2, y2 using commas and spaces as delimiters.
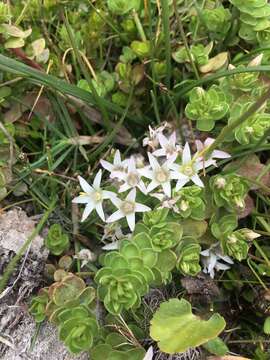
100, 150, 127, 178
170, 142, 213, 190
142, 123, 167, 150
113, 156, 147, 194
201, 243, 234, 279
72, 170, 116, 222
140, 153, 176, 197
106, 188, 151, 231
195, 137, 231, 165
153, 131, 181, 160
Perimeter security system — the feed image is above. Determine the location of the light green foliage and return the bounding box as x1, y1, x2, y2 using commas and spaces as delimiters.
230, 0, 270, 45
0, 3, 11, 23
150, 298, 226, 354
29, 288, 49, 323
211, 215, 252, 261
131, 40, 151, 58
202, 6, 232, 40
185, 85, 229, 131
91, 333, 145, 360
107, 0, 141, 15
78, 71, 115, 98
95, 209, 183, 314
44, 224, 70, 255
31, 274, 97, 353
203, 337, 229, 356
58, 306, 98, 353
176, 239, 201, 276
221, 66, 261, 93
172, 43, 212, 67
263, 317, 270, 334
209, 174, 249, 210
229, 102, 270, 145
174, 186, 206, 220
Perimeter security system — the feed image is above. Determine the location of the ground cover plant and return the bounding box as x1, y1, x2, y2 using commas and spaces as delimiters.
1, 0, 270, 359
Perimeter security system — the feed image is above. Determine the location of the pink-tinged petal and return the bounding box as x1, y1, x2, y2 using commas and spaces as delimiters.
78, 176, 93, 193
161, 181, 171, 197
100, 159, 114, 173
119, 182, 130, 193
166, 153, 177, 165
195, 139, 203, 152
195, 159, 216, 171
107, 210, 124, 223
135, 203, 151, 212
110, 170, 125, 179
148, 152, 160, 171
212, 150, 231, 159
204, 138, 215, 147
158, 133, 168, 148
114, 150, 121, 165
103, 190, 117, 199
126, 213, 135, 232
81, 203, 94, 222
95, 202, 105, 221
182, 142, 192, 164
170, 131, 176, 145
110, 196, 122, 208
175, 177, 189, 191
93, 169, 102, 189
191, 174, 204, 187
147, 180, 159, 193
72, 195, 91, 204
126, 188, 136, 202
139, 167, 154, 179
152, 148, 166, 157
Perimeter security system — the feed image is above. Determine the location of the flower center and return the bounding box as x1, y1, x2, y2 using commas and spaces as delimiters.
93, 190, 103, 202
215, 177, 226, 189
181, 164, 194, 177
127, 172, 140, 187
165, 144, 175, 155
180, 200, 189, 212
246, 126, 254, 134
121, 200, 135, 214
155, 168, 169, 183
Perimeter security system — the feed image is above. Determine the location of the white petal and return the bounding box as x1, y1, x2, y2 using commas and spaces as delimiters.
161, 181, 171, 197
110, 196, 122, 208
201, 249, 210, 256
158, 133, 168, 148
100, 159, 114, 173
102, 190, 117, 200
175, 178, 189, 191
148, 152, 160, 171
182, 142, 192, 164
139, 167, 153, 179
72, 195, 91, 204
126, 213, 135, 232
102, 241, 121, 250
119, 182, 131, 193
204, 138, 215, 147
147, 180, 159, 193
171, 171, 188, 181
195, 139, 203, 152
110, 170, 125, 179
212, 150, 231, 159
152, 148, 166, 157
126, 188, 136, 202
191, 174, 204, 187
128, 156, 137, 172
81, 203, 94, 222
93, 169, 102, 189
138, 180, 147, 194
107, 210, 124, 223
143, 346, 154, 360
215, 262, 231, 271
170, 131, 176, 145
78, 176, 93, 193
114, 150, 121, 165
135, 203, 151, 212
95, 202, 105, 221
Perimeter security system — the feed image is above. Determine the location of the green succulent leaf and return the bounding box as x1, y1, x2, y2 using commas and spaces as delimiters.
150, 298, 226, 354
29, 288, 49, 323
44, 224, 69, 255
107, 0, 141, 15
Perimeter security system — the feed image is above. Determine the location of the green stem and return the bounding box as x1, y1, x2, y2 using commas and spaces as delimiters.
0, 199, 56, 294
160, 0, 172, 88
173, 0, 200, 80
133, 10, 147, 42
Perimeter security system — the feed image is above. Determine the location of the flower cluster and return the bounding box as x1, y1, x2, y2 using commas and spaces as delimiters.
73, 129, 230, 233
